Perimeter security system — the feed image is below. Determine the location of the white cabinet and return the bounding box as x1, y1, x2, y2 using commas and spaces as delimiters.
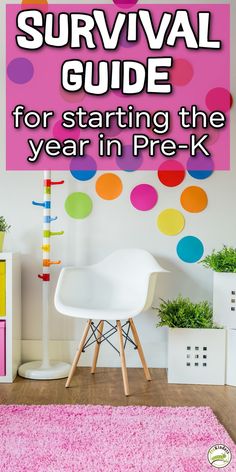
0, 253, 21, 383
168, 328, 226, 385
213, 272, 236, 328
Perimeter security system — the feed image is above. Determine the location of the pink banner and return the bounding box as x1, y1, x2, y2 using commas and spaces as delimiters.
6, 4, 230, 171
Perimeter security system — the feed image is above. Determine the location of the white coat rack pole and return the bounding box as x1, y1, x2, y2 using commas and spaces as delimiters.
41, 170, 53, 369
18, 171, 70, 380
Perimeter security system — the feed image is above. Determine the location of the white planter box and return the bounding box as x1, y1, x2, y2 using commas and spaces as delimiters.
213, 272, 236, 328
226, 329, 236, 386
168, 328, 226, 385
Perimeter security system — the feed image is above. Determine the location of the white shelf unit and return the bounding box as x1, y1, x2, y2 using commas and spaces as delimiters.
0, 253, 21, 383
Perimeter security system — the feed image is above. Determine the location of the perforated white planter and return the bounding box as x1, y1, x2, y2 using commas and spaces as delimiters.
168, 328, 226, 385
226, 329, 236, 386
213, 272, 236, 328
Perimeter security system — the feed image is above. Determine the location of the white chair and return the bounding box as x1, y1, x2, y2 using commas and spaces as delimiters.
54, 249, 167, 396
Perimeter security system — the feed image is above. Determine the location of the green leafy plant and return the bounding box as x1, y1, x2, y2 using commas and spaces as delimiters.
200, 246, 236, 273
0, 216, 11, 233
154, 295, 215, 328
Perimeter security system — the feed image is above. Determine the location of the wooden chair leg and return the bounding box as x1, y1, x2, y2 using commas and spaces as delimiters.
117, 320, 130, 396
65, 320, 91, 388
91, 320, 104, 374
129, 318, 152, 381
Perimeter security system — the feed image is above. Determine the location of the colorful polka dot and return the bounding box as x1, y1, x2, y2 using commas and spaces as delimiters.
65, 192, 93, 219
187, 154, 214, 180
21, 0, 48, 3
157, 209, 185, 236
70, 156, 97, 181
113, 0, 138, 8
7, 58, 34, 84
53, 119, 80, 141
60, 87, 85, 103
181, 186, 208, 213
120, 32, 137, 48
96, 173, 123, 200
194, 125, 219, 146
104, 123, 122, 138
206, 88, 232, 112
158, 160, 185, 187
116, 145, 142, 172
130, 184, 158, 211
177, 236, 204, 263
170, 59, 193, 86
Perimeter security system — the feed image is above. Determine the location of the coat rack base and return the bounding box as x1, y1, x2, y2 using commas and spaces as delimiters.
18, 360, 70, 380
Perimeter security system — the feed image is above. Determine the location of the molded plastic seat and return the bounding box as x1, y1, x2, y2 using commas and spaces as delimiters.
54, 249, 167, 395
55, 249, 167, 320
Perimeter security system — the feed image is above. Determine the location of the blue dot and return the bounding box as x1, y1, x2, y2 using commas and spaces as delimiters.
70, 156, 97, 181
188, 169, 213, 180
71, 168, 96, 181
177, 236, 204, 263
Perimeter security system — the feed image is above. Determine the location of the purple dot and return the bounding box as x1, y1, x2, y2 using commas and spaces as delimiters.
7, 58, 34, 84
130, 184, 158, 211
116, 145, 142, 171
104, 123, 122, 138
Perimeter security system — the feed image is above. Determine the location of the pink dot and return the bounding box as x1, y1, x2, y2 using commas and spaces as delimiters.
113, 0, 138, 8
130, 184, 158, 211
171, 59, 194, 86
206, 88, 232, 112
53, 119, 80, 141
60, 87, 85, 104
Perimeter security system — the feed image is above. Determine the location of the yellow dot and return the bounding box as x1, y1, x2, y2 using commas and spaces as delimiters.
157, 209, 185, 236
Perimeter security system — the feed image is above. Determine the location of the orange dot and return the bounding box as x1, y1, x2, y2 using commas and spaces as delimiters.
21, 0, 48, 3
21, 0, 48, 12
96, 173, 123, 200
180, 186, 208, 213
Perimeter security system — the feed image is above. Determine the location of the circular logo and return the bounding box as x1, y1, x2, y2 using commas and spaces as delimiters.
208, 444, 232, 468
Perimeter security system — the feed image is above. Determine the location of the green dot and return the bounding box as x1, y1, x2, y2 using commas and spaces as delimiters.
65, 192, 93, 219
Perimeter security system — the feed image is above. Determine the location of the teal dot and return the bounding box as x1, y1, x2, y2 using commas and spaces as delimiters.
177, 236, 204, 263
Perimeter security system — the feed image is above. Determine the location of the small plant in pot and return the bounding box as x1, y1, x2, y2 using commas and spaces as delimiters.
153, 296, 225, 385
0, 216, 11, 252
200, 246, 236, 328
156, 296, 215, 329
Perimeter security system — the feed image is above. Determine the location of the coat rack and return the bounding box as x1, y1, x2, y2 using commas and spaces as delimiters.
18, 171, 70, 379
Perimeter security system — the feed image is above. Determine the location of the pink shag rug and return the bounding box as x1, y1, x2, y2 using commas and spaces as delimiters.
0, 405, 235, 472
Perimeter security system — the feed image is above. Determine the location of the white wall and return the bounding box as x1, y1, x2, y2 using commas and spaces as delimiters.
0, 0, 235, 367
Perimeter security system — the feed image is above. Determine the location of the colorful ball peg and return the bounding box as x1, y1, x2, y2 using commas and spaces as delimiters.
49, 231, 64, 237
32, 200, 51, 209
43, 259, 61, 267
41, 244, 50, 252
51, 180, 65, 185
38, 274, 50, 282
44, 216, 58, 223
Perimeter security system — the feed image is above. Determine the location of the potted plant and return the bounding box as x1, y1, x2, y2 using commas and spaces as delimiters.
0, 217, 11, 252
201, 246, 236, 386
154, 296, 226, 385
